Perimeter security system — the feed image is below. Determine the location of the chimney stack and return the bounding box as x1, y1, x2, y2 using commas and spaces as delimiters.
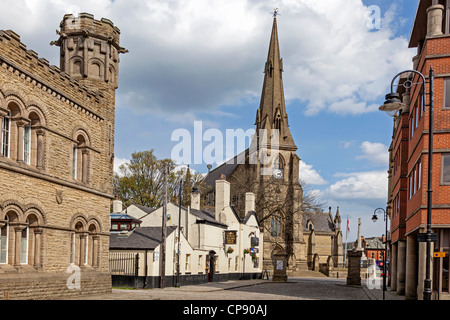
191, 187, 200, 210
245, 192, 255, 214
215, 174, 230, 216
113, 195, 123, 213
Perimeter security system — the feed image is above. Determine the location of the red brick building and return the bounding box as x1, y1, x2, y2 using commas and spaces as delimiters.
387, 0, 450, 300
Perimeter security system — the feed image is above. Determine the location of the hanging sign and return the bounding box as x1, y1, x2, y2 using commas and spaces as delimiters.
225, 231, 237, 245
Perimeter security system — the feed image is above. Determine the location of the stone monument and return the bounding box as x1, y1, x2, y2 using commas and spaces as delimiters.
346, 250, 362, 286
356, 218, 367, 261
272, 244, 288, 282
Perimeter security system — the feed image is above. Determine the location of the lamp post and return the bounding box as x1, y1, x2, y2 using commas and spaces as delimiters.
379, 66, 435, 300
176, 177, 195, 288
175, 179, 183, 287
371, 207, 388, 300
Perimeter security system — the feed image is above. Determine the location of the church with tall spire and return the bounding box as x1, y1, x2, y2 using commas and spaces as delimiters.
203, 12, 342, 274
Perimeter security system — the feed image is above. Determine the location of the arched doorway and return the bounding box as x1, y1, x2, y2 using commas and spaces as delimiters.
207, 250, 216, 282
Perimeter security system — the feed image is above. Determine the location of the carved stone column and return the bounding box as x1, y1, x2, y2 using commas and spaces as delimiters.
81, 148, 89, 183
16, 120, 26, 163
92, 235, 99, 267
12, 224, 26, 266
36, 129, 45, 169
32, 227, 43, 268
79, 232, 88, 266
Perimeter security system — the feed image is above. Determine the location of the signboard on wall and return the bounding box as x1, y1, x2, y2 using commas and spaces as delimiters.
224, 231, 237, 245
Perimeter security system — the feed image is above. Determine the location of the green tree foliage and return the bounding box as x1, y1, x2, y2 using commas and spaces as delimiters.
113, 150, 205, 210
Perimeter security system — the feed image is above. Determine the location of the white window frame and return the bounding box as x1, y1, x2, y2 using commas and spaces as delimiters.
23, 124, 31, 165
1, 112, 11, 157
84, 235, 88, 265
442, 154, 450, 185
20, 226, 28, 265
418, 161, 422, 190
0, 220, 8, 264
72, 146, 78, 179
186, 254, 191, 272
70, 233, 75, 264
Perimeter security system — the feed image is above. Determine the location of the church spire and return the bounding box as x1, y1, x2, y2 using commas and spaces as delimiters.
256, 13, 297, 151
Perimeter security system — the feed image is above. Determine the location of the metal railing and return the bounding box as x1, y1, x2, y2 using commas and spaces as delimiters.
109, 252, 139, 277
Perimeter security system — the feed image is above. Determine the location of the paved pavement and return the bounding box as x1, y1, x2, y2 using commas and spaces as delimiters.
65, 276, 406, 301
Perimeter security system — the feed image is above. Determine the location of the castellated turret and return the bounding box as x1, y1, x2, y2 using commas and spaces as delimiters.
51, 12, 128, 91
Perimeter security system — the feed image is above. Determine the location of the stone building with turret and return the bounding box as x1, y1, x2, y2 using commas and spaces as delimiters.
0, 13, 126, 299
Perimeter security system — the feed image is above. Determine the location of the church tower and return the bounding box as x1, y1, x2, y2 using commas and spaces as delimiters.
255, 13, 306, 272
203, 12, 307, 273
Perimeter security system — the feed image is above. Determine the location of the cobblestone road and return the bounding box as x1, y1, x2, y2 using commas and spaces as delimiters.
67, 277, 404, 301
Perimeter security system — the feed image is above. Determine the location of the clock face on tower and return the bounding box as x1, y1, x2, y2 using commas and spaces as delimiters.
273, 168, 283, 180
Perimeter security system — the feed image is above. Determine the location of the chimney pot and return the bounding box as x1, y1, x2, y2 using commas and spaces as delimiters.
191, 187, 200, 210
112, 198, 123, 213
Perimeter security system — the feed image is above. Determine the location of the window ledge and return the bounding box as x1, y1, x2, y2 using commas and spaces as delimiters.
0, 264, 18, 273
0, 264, 38, 273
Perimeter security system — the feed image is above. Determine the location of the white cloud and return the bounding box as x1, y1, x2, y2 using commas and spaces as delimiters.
0, 0, 415, 118
299, 160, 328, 185
282, 1, 415, 116
357, 141, 389, 166
113, 157, 129, 175
340, 140, 355, 149
322, 170, 388, 202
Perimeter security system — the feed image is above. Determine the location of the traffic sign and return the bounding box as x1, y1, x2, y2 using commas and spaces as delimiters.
417, 233, 438, 242
434, 252, 446, 258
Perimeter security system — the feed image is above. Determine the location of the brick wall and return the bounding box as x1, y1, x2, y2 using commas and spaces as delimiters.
405, 35, 450, 235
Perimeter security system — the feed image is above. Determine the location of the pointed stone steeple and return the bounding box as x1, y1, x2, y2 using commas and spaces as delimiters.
256, 16, 297, 151
334, 206, 341, 229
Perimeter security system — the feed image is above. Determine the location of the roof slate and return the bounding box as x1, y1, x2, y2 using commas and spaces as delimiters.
303, 212, 335, 233
203, 151, 246, 189
110, 226, 177, 250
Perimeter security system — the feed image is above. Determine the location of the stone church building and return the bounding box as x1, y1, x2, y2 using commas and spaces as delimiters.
0, 13, 126, 299
203, 16, 343, 274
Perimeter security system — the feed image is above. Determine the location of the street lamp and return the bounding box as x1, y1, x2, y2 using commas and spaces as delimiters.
176, 179, 183, 287
176, 178, 196, 288
371, 207, 388, 301
379, 66, 435, 300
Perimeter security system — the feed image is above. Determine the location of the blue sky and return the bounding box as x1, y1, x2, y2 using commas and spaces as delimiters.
0, 0, 420, 242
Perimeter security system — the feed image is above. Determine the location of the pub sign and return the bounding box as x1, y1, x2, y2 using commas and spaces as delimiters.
225, 231, 237, 245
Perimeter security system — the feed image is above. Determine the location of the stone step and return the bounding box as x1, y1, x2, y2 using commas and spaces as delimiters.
289, 269, 329, 278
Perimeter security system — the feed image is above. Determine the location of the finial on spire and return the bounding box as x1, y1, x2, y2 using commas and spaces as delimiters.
273, 8, 279, 18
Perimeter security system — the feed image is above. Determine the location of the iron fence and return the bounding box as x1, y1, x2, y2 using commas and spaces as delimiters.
109, 252, 139, 277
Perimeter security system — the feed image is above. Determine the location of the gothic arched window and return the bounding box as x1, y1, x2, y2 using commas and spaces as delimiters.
0, 216, 8, 264
73, 130, 90, 183
270, 216, 282, 237
275, 113, 281, 131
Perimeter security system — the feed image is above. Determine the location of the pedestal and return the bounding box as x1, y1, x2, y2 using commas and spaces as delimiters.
272, 245, 288, 282
346, 250, 362, 286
